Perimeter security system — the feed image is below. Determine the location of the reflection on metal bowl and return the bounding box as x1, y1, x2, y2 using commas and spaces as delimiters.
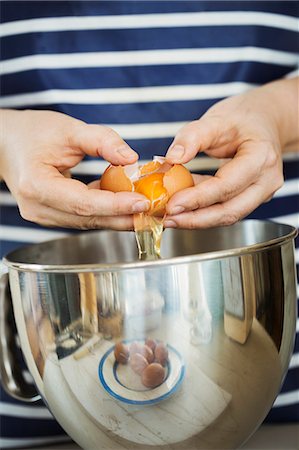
0, 220, 297, 449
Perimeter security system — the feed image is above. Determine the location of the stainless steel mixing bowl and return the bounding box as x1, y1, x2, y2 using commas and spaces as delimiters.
0, 220, 297, 450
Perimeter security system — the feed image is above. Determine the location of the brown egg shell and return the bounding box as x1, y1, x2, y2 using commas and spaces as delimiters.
142, 345, 155, 363
163, 164, 194, 198
129, 342, 154, 363
148, 163, 194, 217
154, 343, 169, 367
114, 342, 129, 364
100, 165, 133, 192
145, 338, 157, 352
141, 363, 166, 388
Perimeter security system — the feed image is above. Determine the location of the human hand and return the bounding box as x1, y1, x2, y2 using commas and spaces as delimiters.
0, 109, 150, 229
164, 77, 298, 229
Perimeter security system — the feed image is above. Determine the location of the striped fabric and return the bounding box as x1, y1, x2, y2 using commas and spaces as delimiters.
0, 1, 298, 447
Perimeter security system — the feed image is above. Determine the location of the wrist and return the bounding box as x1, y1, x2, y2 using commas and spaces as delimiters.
256, 78, 299, 152
0, 109, 26, 179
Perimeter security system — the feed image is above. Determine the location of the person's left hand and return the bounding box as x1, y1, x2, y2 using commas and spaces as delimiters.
163, 77, 298, 229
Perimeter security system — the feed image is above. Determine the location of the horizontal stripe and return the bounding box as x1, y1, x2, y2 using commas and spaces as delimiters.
0, 163, 297, 205
286, 68, 299, 79
2, 47, 297, 75
28, 101, 216, 127
270, 213, 299, 229
0, 159, 221, 186
0, 157, 299, 189
72, 156, 223, 176
274, 179, 299, 198
0, 191, 16, 206
265, 403, 299, 422
281, 367, 299, 393
0, 435, 70, 448
2, 27, 298, 62
0, 82, 256, 108
273, 389, 299, 407
282, 159, 299, 180
283, 152, 299, 162
290, 353, 299, 370
0, 402, 53, 419
70, 158, 299, 178
101, 121, 186, 140
1, 11, 298, 37
1, 63, 294, 98
249, 197, 299, 223
0, 225, 69, 243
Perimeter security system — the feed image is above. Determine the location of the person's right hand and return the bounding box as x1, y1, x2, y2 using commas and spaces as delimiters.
0, 109, 150, 230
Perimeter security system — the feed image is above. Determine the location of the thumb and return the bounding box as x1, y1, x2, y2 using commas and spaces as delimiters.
69, 122, 139, 165
165, 117, 236, 164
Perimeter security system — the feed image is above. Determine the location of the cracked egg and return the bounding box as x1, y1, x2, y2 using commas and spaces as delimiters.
100, 157, 194, 217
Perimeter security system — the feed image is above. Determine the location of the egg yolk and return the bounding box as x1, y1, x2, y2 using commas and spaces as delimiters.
139, 160, 161, 176
134, 173, 168, 210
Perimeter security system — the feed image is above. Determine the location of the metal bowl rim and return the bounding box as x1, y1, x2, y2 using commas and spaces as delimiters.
3, 220, 298, 273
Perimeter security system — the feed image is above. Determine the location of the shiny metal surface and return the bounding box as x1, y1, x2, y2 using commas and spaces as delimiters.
1, 220, 297, 449
0, 273, 40, 402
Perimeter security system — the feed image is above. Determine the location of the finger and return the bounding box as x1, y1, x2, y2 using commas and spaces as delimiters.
20, 201, 135, 230
165, 117, 239, 164
192, 174, 212, 185
164, 182, 274, 229
87, 179, 101, 189
23, 167, 150, 216
166, 142, 275, 215
69, 122, 139, 165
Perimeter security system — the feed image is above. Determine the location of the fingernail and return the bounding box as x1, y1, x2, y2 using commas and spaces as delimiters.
164, 220, 177, 228
132, 200, 150, 213
166, 144, 185, 161
117, 146, 137, 160
169, 205, 185, 215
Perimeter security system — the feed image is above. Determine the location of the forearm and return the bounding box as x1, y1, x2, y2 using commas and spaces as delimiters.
0, 109, 9, 179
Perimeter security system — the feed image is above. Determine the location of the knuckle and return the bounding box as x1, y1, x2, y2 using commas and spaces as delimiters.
83, 216, 103, 230
264, 194, 274, 203
182, 211, 199, 229
217, 179, 235, 202
101, 125, 118, 142
189, 218, 199, 229
221, 207, 240, 227
263, 142, 280, 169
17, 178, 35, 201
111, 196, 122, 215
18, 204, 36, 222
72, 199, 94, 217
264, 174, 284, 202
187, 120, 200, 130
176, 120, 198, 139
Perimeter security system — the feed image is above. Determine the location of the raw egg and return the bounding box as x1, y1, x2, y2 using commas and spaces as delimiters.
100, 157, 194, 217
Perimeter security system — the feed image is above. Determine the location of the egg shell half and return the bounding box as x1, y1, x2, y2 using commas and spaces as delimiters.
163, 164, 194, 198
100, 165, 133, 192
